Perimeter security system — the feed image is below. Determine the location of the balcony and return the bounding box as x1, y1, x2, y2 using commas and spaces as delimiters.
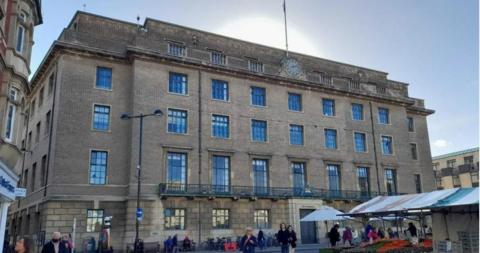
159, 183, 390, 202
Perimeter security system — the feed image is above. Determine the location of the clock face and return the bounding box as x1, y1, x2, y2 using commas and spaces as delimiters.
282, 57, 303, 78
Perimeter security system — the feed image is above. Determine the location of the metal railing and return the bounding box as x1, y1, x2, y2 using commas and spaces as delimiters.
159, 183, 389, 201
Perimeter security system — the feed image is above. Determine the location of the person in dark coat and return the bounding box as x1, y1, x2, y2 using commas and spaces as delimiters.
41, 232, 68, 253
240, 227, 258, 253
287, 225, 297, 253
328, 224, 340, 247
257, 230, 265, 250
172, 235, 178, 253
277, 223, 289, 253
408, 223, 418, 237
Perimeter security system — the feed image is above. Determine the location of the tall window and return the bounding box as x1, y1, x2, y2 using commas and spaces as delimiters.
288, 93, 302, 111
251, 120, 267, 142
35, 122, 41, 143
211, 51, 226, 65
248, 59, 263, 72
251, 86, 266, 106
352, 103, 364, 121
16, 25, 25, 53
322, 99, 335, 116
453, 175, 461, 187
378, 108, 390, 124
4, 88, 17, 142
31, 163, 36, 192
327, 164, 340, 192
254, 209, 270, 229
253, 159, 268, 194
166, 153, 187, 190
289, 124, 304, 145
168, 42, 186, 57
212, 114, 229, 138
41, 155, 47, 187
86, 209, 104, 232
45, 111, 51, 135
385, 169, 397, 195
168, 72, 188, 95
212, 209, 229, 229
464, 156, 474, 165
164, 208, 186, 230
30, 100, 35, 117
470, 172, 479, 187
39, 88, 44, 106
447, 159, 456, 168
211, 79, 229, 101
381, 136, 393, 155
93, 105, 110, 131
414, 174, 422, 193
292, 162, 305, 193
324, 129, 337, 149
212, 156, 230, 193
48, 73, 55, 95
410, 143, 418, 160
407, 117, 414, 132
354, 132, 366, 152
167, 109, 188, 134
357, 167, 370, 196
96, 67, 112, 90
90, 151, 107, 185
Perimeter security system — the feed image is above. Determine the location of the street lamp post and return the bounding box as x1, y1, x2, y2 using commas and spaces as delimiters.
121, 109, 163, 253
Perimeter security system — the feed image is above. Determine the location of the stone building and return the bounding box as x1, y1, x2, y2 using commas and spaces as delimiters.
433, 147, 479, 189
9, 11, 434, 249
0, 0, 41, 249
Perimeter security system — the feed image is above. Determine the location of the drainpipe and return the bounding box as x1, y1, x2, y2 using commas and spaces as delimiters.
197, 70, 202, 244
368, 102, 381, 193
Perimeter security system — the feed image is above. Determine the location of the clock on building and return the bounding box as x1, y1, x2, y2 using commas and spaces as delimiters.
281, 56, 303, 79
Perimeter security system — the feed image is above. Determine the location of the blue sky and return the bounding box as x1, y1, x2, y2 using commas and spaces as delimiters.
31, 0, 478, 156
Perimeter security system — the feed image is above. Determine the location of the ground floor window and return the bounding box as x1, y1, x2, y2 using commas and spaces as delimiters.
164, 208, 186, 230
254, 209, 270, 229
212, 209, 229, 229
86, 209, 104, 232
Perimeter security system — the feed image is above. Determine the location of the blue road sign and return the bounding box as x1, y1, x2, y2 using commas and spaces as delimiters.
136, 208, 143, 220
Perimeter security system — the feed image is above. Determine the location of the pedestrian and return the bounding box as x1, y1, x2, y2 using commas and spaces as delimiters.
14, 237, 34, 253
364, 224, 373, 241
328, 224, 340, 247
378, 227, 385, 239
61, 234, 72, 252
367, 227, 379, 243
287, 225, 297, 253
277, 223, 289, 253
408, 223, 418, 237
257, 229, 265, 250
240, 227, 258, 253
41, 232, 68, 253
4, 239, 13, 253
342, 226, 353, 246
164, 236, 172, 253
387, 227, 394, 239
172, 234, 178, 253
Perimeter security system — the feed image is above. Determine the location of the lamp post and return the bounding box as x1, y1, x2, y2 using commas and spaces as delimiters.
121, 109, 163, 253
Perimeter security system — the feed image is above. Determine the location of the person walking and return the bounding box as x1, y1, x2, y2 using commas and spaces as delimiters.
408, 223, 418, 237
328, 224, 340, 247
257, 229, 265, 250
342, 226, 353, 246
172, 235, 178, 253
240, 227, 258, 253
287, 225, 297, 253
41, 232, 68, 253
14, 238, 34, 253
277, 223, 289, 253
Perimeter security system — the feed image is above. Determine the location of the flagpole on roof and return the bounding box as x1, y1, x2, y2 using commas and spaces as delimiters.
283, 0, 289, 57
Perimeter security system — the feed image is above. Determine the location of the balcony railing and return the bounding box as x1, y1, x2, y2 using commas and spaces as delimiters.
159, 183, 390, 201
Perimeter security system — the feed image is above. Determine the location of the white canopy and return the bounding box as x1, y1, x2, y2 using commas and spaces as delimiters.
300, 206, 349, 222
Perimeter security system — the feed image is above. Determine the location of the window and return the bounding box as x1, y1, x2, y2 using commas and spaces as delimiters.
89, 150, 107, 185
319, 73, 333, 85
414, 174, 422, 193
211, 51, 226, 65
407, 117, 414, 132
38, 88, 44, 106
212, 209, 229, 229
433, 163, 439, 171
324, 129, 337, 149
357, 167, 370, 196
31, 163, 36, 192
254, 209, 270, 229
251, 120, 267, 142
212, 155, 230, 193
248, 59, 263, 72
27, 131, 32, 149
377, 86, 386, 94
453, 175, 460, 187
289, 124, 304, 145
322, 99, 335, 116
471, 172, 479, 187
95, 67, 112, 90
4, 88, 17, 142
292, 162, 305, 192
212, 114, 229, 138
381, 136, 393, 155
35, 122, 41, 143
167, 109, 188, 134
23, 169, 28, 189
327, 164, 340, 192
48, 73, 55, 95
168, 72, 188, 95
211, 79, 229, 101
385, 169, 397, 195
86, 209, 104, 232
288, 93, 302, 111
352, 103, 363, 121
168, 42, 186, 57
30, 100, 35, 117
16, 25, 25, 53
164, 208, 186, 230
93, 105, 110, 131
378, 108, 390, 124
447, 159, 456, 168
166, 152, 187, 189
464, 156, 474, 165
349, 79, 360, 89
251, 86, 266, 106
354, 132, 366, 152
45, 111, 51, 135
41, 155, 47, 187
253, 159, 268, 194
410, 143, 418, 160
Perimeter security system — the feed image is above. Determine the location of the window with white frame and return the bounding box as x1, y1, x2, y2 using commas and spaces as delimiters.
211, 51, 226, 65
4, 88, 18, 142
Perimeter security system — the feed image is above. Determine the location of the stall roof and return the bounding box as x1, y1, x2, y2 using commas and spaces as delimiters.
429, 187, 478, 208
300, 206, 350, 221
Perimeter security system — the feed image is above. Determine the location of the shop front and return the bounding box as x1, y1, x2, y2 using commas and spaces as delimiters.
0, 160, 20, 250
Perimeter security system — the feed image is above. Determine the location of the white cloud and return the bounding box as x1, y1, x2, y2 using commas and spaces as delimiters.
433, 139, 449, 148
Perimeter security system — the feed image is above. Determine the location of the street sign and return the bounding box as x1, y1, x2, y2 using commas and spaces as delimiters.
15, 188, 26, 198
136, 208, 143, 221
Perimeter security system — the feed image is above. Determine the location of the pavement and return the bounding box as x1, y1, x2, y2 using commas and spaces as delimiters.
192, 242, 330, 253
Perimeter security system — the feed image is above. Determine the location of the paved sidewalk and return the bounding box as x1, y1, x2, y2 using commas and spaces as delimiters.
192, 243, 328, 253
